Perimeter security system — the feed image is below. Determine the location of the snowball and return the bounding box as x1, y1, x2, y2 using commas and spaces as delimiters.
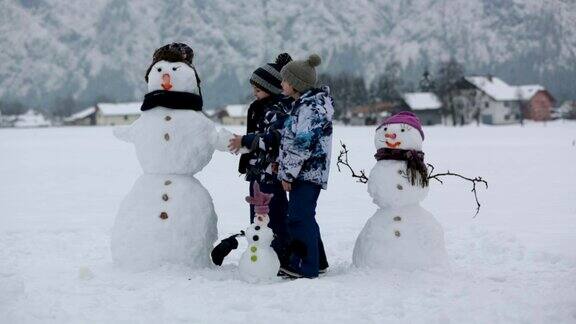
147, 61, 200, 94
374, 123, 423, 151
238, 224, 279, 283
111, 174, 218, 271
353, 205, 448, 270
114, 108, 221, 175
368, 161, 428, 209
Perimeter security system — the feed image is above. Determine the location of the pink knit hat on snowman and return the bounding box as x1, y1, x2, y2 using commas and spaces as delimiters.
377, 111, 425, 140
245, 182, 273, 215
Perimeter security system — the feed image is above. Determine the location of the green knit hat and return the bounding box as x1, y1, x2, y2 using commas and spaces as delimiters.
280, 54, 322, 93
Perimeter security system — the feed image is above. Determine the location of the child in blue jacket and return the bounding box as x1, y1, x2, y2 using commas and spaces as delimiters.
277, 54, 334, 278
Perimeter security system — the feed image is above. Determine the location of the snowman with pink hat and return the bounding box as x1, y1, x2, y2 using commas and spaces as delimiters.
211, 182, 280, 283
352, 112, 448, 270
238, 183, 280, 283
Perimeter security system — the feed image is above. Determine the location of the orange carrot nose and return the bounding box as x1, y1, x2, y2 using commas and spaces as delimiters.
385, 133, 397, 139
161, 74, 173, 90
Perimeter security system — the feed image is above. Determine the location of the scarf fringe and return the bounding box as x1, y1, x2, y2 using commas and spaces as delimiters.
375, 148, 429, 188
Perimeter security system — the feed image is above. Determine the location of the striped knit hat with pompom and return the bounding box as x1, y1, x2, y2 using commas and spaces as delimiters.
250, 53, 292, 95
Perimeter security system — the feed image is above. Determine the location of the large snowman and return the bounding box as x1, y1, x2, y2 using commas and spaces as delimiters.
352, 112, 448, 270
112, 43, 232, 270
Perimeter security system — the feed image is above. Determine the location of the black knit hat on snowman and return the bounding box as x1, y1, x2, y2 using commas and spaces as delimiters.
250, 53, 292, 95
280, 54, 322, 93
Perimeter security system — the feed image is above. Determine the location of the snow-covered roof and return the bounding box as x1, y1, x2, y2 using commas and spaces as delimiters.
514, 85, 545, 101
97, 102, 142, 116
225, 104, 248, 118
64, 107, 96, 122
402, 92, 442, 110
465, 76, 520, 101
13, 110, 51, 128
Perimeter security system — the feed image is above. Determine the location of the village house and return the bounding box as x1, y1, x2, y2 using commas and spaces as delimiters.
63, 107, 97, 126
450, 76, 555, 125
64, 102, 142, 126
399, 92, 443, 126
515, 85, 555, 121
452, 76, 523, 125
346, 101, 394, 126
96, 102, 141, 126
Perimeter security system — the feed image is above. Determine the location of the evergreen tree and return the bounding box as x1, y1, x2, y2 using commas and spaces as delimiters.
319, 73, 369, 118
370, 60, 403, 102
435, 58, 465, 126
419, 70, 435, 92
0, 101, 26, 115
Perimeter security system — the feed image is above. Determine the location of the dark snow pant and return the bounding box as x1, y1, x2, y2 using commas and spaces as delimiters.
287, 180, 328, 278
249, 180, 290, 267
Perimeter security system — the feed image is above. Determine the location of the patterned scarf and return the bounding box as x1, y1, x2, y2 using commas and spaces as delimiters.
141, 90, 203, 111
374, 148, 429, 188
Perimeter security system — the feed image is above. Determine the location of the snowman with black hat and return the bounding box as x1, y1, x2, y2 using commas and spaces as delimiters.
111, 43, 235, 271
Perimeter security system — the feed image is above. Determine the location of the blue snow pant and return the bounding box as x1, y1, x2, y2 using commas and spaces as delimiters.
287, 180, 328, 278
249, 180, 290, 266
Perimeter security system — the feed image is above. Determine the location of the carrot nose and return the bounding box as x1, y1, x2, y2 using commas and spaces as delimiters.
385, 133, 397, 139
161, 74, 172, 90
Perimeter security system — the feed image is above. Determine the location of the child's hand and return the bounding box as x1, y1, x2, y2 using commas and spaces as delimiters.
282, 180, 292, 192
228, 135, 243, 154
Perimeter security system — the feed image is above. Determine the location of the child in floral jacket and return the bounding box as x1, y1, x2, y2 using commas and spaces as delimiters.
277, 54, 334, 278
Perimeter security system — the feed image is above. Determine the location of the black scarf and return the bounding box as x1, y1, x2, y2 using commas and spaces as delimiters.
141, 90, 203, 111
374, 148, 429, 188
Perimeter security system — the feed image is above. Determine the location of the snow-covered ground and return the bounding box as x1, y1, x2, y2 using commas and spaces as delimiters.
1, 122, 575, 323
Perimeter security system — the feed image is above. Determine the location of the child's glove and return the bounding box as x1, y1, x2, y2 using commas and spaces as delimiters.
211, 233, 242, 266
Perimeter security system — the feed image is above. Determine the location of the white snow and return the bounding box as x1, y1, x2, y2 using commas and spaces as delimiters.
98, 102, 142, 116
1, 122, 576, 323
225, 104, 249, 118
402, 92, 442, 110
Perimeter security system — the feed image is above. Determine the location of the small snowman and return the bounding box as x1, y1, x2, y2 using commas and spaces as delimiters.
352, 112, 448, 270
238, 183, 280, 283
111, 43, 233, 271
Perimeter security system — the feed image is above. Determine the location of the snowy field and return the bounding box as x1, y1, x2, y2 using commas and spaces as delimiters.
1, 122, 575, 323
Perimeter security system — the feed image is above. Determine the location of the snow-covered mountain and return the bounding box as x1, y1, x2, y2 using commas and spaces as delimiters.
1, 0, 575, 110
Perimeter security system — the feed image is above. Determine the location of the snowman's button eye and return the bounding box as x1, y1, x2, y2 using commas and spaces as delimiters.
252, 235, 259, 241
255, 226, 260, 231
157, 68, 162, 72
